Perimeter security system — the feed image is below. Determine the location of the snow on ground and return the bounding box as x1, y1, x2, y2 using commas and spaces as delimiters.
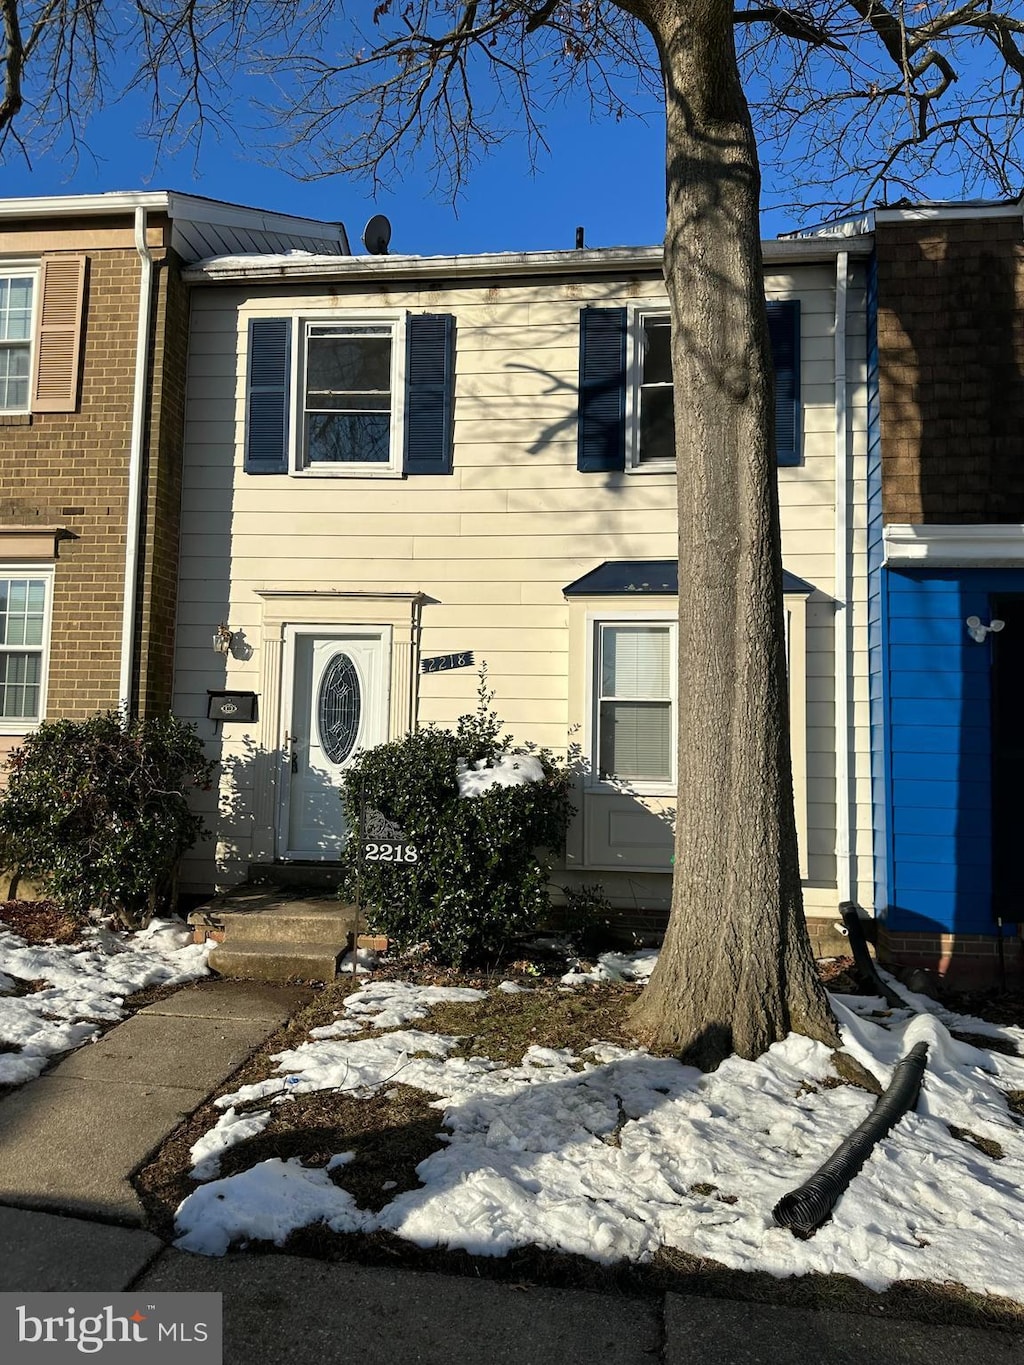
0, 916, 211, 1086
172, 959, 1024, 1305
561, 949, 659, 985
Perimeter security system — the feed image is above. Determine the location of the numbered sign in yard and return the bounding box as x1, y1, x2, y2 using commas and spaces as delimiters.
360, 805, 419, 865
364, 840, 419, 863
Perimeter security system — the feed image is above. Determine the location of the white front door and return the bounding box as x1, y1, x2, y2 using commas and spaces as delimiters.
279, 629, 390, 860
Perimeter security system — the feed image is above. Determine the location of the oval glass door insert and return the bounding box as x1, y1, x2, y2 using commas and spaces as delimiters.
318, 653, 362, 764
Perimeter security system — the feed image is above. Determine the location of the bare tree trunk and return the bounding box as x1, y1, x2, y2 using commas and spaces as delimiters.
628, 0, 840, 1068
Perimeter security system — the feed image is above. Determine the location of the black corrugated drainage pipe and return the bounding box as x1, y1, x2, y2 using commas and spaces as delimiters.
772, 1041, 929, 1238
840, 901, 906, 1010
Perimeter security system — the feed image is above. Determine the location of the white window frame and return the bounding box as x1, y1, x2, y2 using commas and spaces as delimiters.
626, 306, 675, 473
0, 564, 53, 733
288, 310, 407, 478
0, 264, 38, 416
586, 611, 677, 797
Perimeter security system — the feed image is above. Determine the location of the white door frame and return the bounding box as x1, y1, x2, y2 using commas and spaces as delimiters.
276, 623, 393, 860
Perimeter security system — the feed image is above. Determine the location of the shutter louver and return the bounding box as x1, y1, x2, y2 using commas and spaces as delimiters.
245, 318, 291, 474
767, 299, 801, 466
31, 254, 86, 414
578, 307, 627, 472
405, 313, 455, 474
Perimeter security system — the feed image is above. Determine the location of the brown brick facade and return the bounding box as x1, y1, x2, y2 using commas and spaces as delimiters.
876, 216, 1024, 524
0, 215, 186, 725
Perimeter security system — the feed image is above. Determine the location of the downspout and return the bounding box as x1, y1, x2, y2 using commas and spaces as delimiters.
118, 206, 154, 717
834, 250, 853, 905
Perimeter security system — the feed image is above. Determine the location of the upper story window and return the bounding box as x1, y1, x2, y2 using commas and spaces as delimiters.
244, 312, 455, 478
0, 273, 35, 413
577, 299, 801, 474
636, 313, 673, 466
0, 570, 50, 728
303, 321, 395, 466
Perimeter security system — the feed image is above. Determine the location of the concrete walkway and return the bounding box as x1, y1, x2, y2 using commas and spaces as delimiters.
0, 980, 1021, 1364
0, 980, 310, 1222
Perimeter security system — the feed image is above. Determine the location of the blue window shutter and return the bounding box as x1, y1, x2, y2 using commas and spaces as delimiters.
578, 307, 627, 472
767, 299, 801, 466
405, 314, 455, 475
245, 318, 291, 474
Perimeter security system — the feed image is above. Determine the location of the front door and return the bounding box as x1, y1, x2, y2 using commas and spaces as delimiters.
280, 629, 390, 860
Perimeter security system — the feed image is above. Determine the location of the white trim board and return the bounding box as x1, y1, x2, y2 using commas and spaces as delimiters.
884, 524, 1024, 566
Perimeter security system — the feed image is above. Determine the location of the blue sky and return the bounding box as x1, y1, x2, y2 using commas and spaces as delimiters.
1, 75, 805, 255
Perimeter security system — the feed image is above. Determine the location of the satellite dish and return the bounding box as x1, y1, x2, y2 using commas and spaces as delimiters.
362, 214, 392, 255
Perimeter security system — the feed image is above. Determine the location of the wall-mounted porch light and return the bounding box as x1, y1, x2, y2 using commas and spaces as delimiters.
213, 623, 235, 655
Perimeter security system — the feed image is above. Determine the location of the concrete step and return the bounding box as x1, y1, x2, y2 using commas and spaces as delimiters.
209, 939, 345, 984
215, 904, 360, 947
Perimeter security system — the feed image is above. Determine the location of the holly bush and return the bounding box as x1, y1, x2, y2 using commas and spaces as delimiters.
0, 711, 214, 928
338, 677, 574, 966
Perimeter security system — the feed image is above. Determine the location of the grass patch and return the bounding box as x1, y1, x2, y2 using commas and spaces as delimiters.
421, 984, 647, 1066
947, 1125, 1005, 1160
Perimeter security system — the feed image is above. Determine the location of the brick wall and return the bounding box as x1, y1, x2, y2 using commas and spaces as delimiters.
136, 251, 189, 717
875, 217, 1024, 524
0, 226, 185, 723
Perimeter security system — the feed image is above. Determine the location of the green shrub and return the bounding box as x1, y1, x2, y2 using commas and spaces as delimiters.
0, 711, 214, 929
339, 675, 574, 966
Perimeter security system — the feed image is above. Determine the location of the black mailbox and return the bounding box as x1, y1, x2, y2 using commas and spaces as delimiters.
207, 691, 258, 723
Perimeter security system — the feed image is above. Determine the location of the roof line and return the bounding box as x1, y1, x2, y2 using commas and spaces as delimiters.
183, 234, 875, 284
0, 190, 348, 244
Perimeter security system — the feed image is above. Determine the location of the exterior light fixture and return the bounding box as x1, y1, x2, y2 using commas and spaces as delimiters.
965, 616, 1005, 643
213, 623, 234, 655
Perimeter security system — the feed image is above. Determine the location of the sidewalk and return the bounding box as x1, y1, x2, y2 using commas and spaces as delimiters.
0, 981, 1021, 1364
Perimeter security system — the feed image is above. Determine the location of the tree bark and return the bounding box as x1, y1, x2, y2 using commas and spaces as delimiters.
627, 0, 840, 1068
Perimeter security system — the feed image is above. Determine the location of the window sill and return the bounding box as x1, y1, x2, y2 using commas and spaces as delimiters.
585, 778, 675, 799
627, 461, 676, 476
290, 466, 405, 480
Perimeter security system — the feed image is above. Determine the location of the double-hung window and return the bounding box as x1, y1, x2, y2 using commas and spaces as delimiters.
0, 570, 50, 727
303, 321, 396, 467
577, 299, 801, 472
0, 272, 35, 413
595, 620, 675, 787
244, 312, 455, 477
635, 313, 674, 467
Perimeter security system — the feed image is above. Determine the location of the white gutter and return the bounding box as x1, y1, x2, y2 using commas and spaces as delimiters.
183, 235, 875, 285
833, 251, 853, 904
118, 206, 154, 717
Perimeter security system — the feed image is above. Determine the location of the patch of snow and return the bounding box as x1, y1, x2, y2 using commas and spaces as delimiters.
336, 947, 378, 976
0, 916, 211, 1086
497, 981, 533, 994
342, 980, 486, 1030
560, 949, 659, 985
189, 1107, 273, 1181
174, 1158, 372, 1257
456, 752, 545, 797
